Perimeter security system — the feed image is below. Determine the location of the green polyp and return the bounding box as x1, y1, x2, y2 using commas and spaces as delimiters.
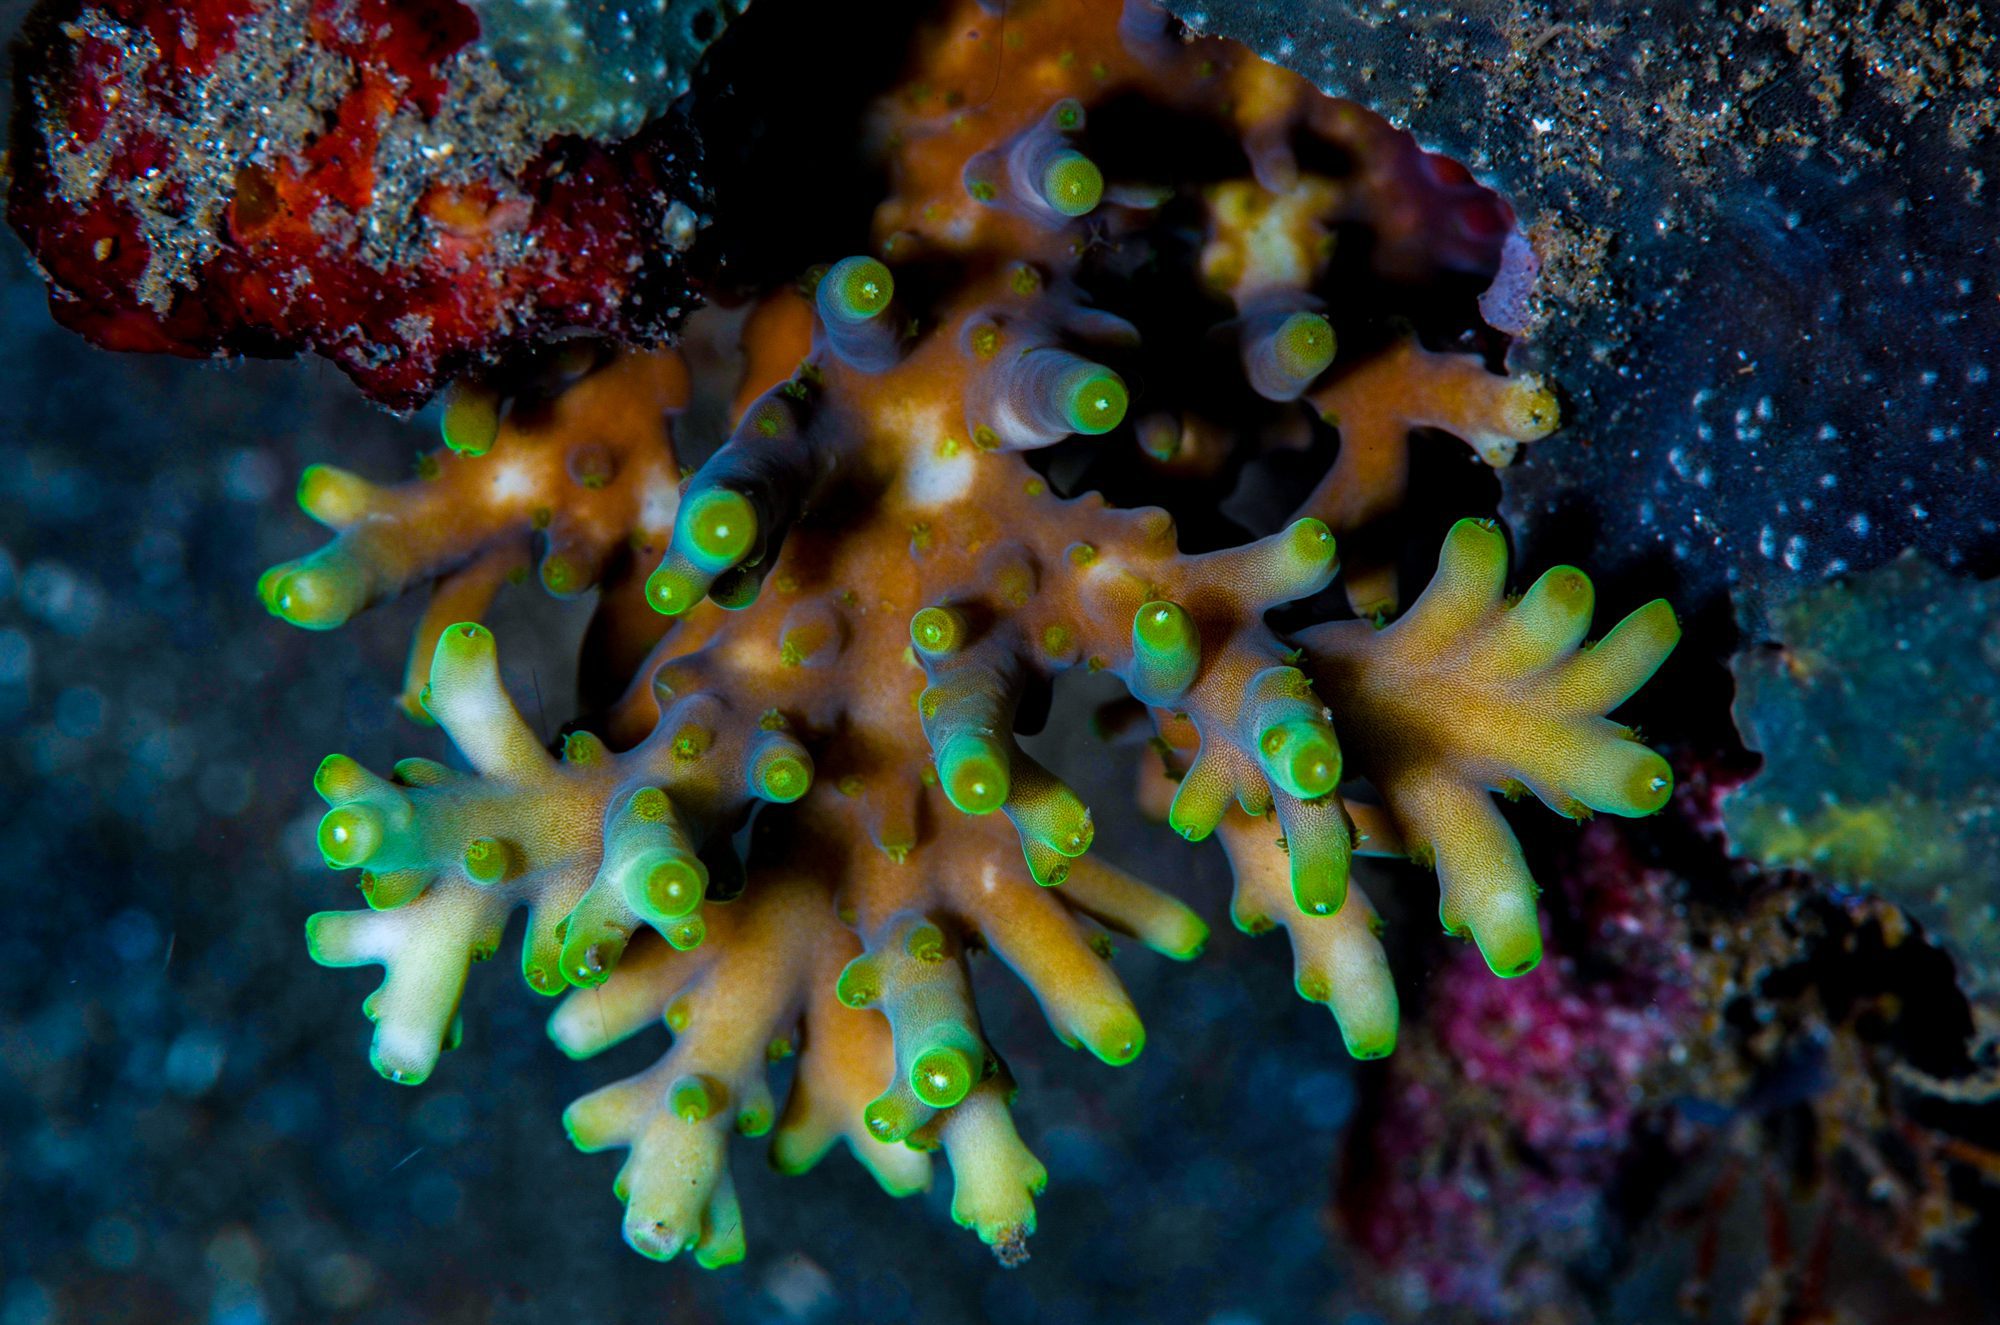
708, 570, 764, 611
639, 853, 708, 921
1131, 599, 1199, 699
1341, 1021, 1398, 1060
736, 1104, 773, 1137
540, 551, 584, 596
1536, 565, 1592, 611
312, 752, 366, 801
565, 930, 626, 986
910, 605, 967, 657
939, 733, 1010, 815
898, 921, 944, 964
1020, 786, 1094, 859
1086, 1016, 1145, 1066
666, 916, 707, 951
1132, 600, 1195, 658
303, 911, 342, 965
819, 255, 894, 322
1280, 516, 1337, 576
317, 804, 383, 869
1054, 804, 1094, 856
1291, 859, 1347, 917
752, 743, 813, 803
1466, 893, 1543, 977
463, 837, 511, 885
1623, 749, 1675, 815
680, 488, 757, 572
440, 383, 500, 456
672, 723, 711, 760
836, 955, 880, 1008
630, 786, 670, 821
436, 619, 494, 660
1059, 363, 1128, 436
1167, 773, 1229, 843
1261, 719, 1342, 799
909, 1044, 974, 1108
1022, 839, 1071, 886
646, 562, 704, 616
360, 867, 426, 911
1445, 515, 1507, 570
669, 1073, 720, 1123
258, 560, 359, 630
1040, 149, 1104, 217
296, 464, 371, 524
665, 997, 693, 1033
1573, 740, 1675, 818
864, 1092, 920, 1142
1272, 311, 1337, 384
525, 957, 565, 996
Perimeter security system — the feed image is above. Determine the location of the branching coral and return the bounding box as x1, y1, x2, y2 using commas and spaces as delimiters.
264, 0, 1679, 1264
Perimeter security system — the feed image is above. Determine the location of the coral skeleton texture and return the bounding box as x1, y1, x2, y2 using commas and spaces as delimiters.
257, 0, 1679, 1264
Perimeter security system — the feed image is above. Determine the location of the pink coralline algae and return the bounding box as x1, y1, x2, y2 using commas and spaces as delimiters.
1341, 821, 1700, 1316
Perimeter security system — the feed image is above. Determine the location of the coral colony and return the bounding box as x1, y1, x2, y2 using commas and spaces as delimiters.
14, 0, 1681, 1268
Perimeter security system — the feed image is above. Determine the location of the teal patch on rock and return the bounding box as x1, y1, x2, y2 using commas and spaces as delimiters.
1726, 551, 2000, 997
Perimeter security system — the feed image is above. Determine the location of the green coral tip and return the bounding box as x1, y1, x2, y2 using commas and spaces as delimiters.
910, 605, 967, 657
836, 955, 880, 1008
904, 921, 947, 963
755, 748, 813, 803
646, 563, 703, 617
1629, 750, 1675, 815
1273, 311, 1337, 384
1091, 1020, 1145, 1066
440, 384, 500, 456
681, 488, 757, 572
462, 837, 510, 884
819, 255, 895, 321
1041, 149, 1104, 217
317, 804, 383, 869
940, 733, 1010, 815
641, 853, 708, 921
312, 752, 363, 801
437, 620, 494, 656
669, 1073, 719, 1123
259, 564, 354, 630
1133, 600, 1193, 653
864, 1093, 916, 1142
1261, 719, 1342, 799
909, 1045, 974, 1108
1060, 363, 1128, 436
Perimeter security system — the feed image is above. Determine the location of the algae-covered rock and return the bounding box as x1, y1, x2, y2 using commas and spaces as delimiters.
1726, 552, 2000, 995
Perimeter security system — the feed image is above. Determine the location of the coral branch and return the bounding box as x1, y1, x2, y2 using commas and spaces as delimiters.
252, 0, 1680, 1266
1302, 519, 1679, 975
260, 351, 691, 714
